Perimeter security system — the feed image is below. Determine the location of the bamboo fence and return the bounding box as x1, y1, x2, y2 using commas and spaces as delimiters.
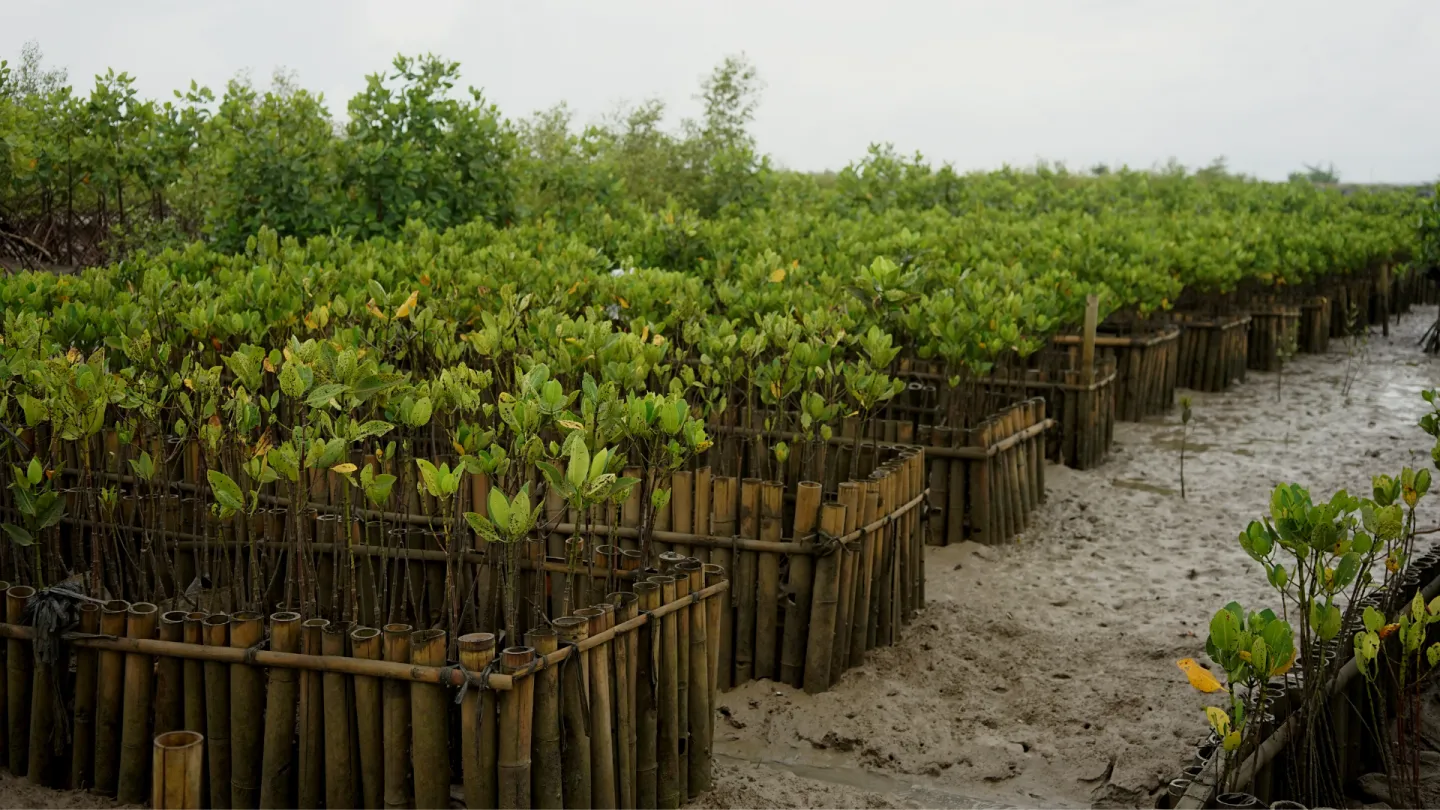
1298, 297, 1331, 354
1052, 325, 1179, 422
1173, 313, 1251, 393
1245, 307, 1301, 372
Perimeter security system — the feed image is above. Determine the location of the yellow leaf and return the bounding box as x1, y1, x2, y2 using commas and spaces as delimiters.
769, 268, 786, 283
618, 297, 629, 310
1271, 647, 1296, 677
331, 463, 357, 475
366, 299, 388, 321
558, 420, 585, 431
1222, 730, 1242, 752
640, 325, 650, 344
1380, 623, 1400, 639
263, 357, 277, 373
1176, 658, 1223, 693
792, 259, 799, 268
1204, 706, 1230, 737
453, 441, 466, 455
567, 281, 580, 295
652, 333, 665, 346
395, 290, 420, 319
183, 378, 194, 391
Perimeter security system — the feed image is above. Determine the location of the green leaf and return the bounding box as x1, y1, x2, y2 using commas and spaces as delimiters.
305, 383, 349, 408
415, 459, 440, 498
408, 397, 433, 428
1363, 605, 1385, 634
487, 488, 511, 530
567, 441, 590, 490
207, 470, 246, 513
365, 474, 396, 507
26, 458, 42, 486
352, 420, 394, 440
0, 524, 33, 547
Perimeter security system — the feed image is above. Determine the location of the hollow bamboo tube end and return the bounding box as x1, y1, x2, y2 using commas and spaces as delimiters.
500, 646, 535, 672
151, 730, 203, 810
350, 626, 381, 658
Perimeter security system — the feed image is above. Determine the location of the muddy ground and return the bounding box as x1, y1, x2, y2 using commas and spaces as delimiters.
699, 312, 1440, 809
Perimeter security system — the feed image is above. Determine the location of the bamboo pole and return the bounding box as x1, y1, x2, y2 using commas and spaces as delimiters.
804, 504, 847, 694
701, 565, 723, 757
780, 481, 821, 688
755, 481, 782, 683
459, 632, 498, 810
670, 566, 691, 801
734, 479, 760, 685
181, 612, 207, 806
577, 606, 616, 810
70, 602, 100, 790
321, 624, 355, 810
27, 594, 56, 787
351, 627, 384, 810
151, 730, 204, 810
409, 629, 450, 810
654, 575, 681, 809
203, 613, 233, 810
228, 611, 265, 809
832, 483, 860, 683
155, 612, 186, 738
683, 561, 711, 797
259, 612, 301, 809
862, 478, 885, 654
382, 624, 413, 810
708, 476, 735, 692
671, 470, 693, 559
6, 585, 33, 779
527, 627, 563, 810
297, 618, 326, 810
633, 582, 660, 810
117, 602, 159, 803
608, 595, 636, 810
553, 617, 593, 810
95, 599, 130, 795
499, 646, 536, 810
0, 583, 8, 777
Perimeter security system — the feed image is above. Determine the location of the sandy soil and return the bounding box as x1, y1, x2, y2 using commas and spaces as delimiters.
0, 773, 134, 809
712, 311, 1440, 809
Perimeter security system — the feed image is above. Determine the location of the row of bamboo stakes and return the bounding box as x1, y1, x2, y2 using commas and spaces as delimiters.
0, 560, 730, 809
1245, 308, 1301, 372
1172, 313, 1251, 393
1298, 297, 1332, 354
1053, 326, 1180, 422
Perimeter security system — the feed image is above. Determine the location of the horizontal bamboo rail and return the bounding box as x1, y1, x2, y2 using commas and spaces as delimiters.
0, 578, 728, 693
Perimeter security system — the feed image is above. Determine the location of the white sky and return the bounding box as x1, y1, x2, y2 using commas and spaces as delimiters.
5, 0, 1437, 183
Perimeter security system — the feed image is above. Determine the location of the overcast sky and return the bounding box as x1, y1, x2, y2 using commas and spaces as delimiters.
4, 1, 1437, 183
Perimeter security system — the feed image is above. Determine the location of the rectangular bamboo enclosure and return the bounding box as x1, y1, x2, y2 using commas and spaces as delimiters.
1051, 325, 1180, 422
1298, 297, 1331, 354
1245, 307, 1301, 372
1173, 313, 1251, 392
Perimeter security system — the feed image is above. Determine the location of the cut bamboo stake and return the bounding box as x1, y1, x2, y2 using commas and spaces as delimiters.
804, 504, 847, 694
381, 624, 413, 810
702, 565, 724, 763
780, 482, 821, 688
409, 629, 450, 810
181, 611, 207, 807
755, 481, 782, 683
499, 646, 536, 810
351, 627, 384, 810
683, 561, 711, 797
553, 617, 593, 810
633, 583, 660, 810
27, 592, 56, 786
862, 478, 885, 654
6, 585, 33, 779
259, 612, 301, 809
151, 730, 203, 810
118, 602, 159, 804
203, 613, 233, 810
526, 627, 563, 810
670, 566, 692, 801
459, 632, 498, 810
155, 612, 186, 738
654, 575, 681, 810
0, 583, 9, 776
607, 595, 636, 810
734, 479, 760, 685
577, 606, 616, 810
70, 602, 100, 790
229, 611, 265, 809
708, 476, 736, 692
297, 619, 326, 810
321, 624, 355, 810
832, 483, 860, 684
95, 600, 130, 795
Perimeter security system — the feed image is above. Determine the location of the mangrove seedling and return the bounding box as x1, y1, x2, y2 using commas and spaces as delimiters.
1179, 395, 1193, 499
